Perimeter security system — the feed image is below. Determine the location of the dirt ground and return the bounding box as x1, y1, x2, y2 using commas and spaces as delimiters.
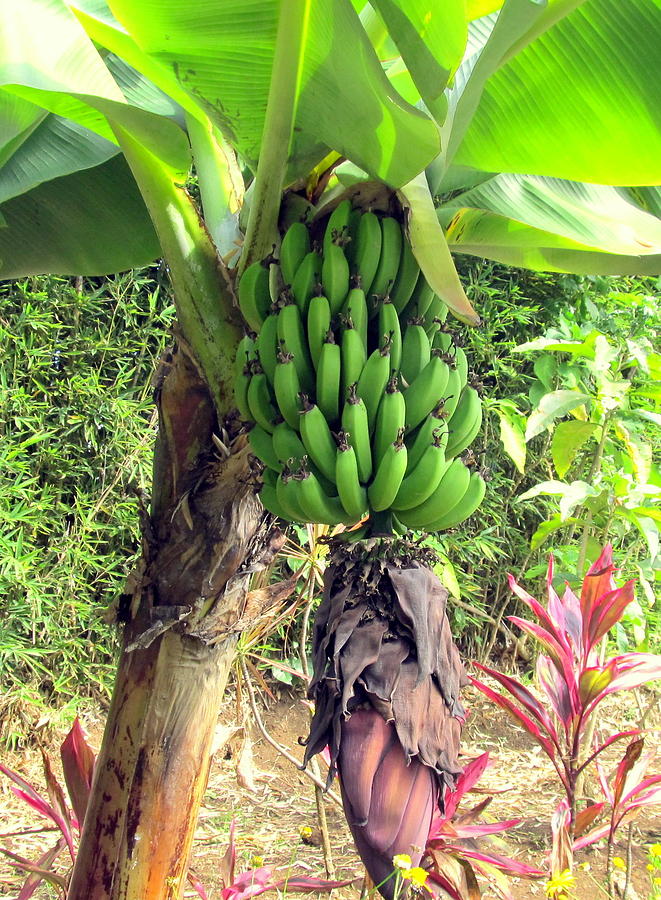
1, 685, 660, 899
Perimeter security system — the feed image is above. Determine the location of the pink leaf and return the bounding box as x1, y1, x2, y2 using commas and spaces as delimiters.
443, 845, 545, 877
60, 717, 96, 829
507, 617, 578, 705
425, 869, 465, 900
187, 871, 209, 900
452, 818, 523, 839
40, 750, 74, 859
468, 678, 563, 779
537, 655, 574, 728
577, 729, 641, 776
613, 739, 644, 807
0, 768, 75, 861
472, 664, 561, 746
270, 875, 357, 893
14, 838, 66, 900
587, 581, 636, 651
580, 544, 616, 621
573, 822, 611, 851
573, 803, 604, 838
442, 753, 491, 821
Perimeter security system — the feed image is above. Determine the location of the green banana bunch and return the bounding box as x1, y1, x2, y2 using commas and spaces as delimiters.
234, 208, 486, 533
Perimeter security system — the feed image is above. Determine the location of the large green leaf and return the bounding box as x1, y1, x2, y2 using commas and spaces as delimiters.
0, 93, 48, 167
370, 0, 467, 120
106, 0, 440, 186
398, 173, 480, 324
455, 0, 661, 183
0, 155, 159, 276
0, 110, 118, 204
441, 174, 661, 274
0, 0, 190, 175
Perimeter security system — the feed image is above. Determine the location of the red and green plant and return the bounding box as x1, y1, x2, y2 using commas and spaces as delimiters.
425, 752, 544, 900
470, 544, 661, 888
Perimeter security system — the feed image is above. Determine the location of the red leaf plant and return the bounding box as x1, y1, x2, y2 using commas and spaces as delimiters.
424, 752, 544, 900
469, 545, 661, 879
1, 723, 355, 900
208, 818, 357, 900
0, 717, 94, 899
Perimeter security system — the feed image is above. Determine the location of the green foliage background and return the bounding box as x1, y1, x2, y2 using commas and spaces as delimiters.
0, 270, 175, 730
0, 264, 658, 733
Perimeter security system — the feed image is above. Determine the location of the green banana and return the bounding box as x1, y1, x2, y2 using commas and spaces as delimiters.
234, 359, 254, 422
373, 374, 405, 465
424, 294, 448, 329
401, 271, 434, 322
357, 337, 392, 433
378, 298, 402, 372
235, 332, 257, 371
367, 429, 408, 512
256, 307, 280, 386
260, 482, 296, 523
299, 397, 338, 483
396, 457, 471, 528
445, 386, 483, 458
335, 431, 368, 520
323, 198, 353, 256
316, 331, 341, 424
427, 470, 486, 531
392, 432, 449, 511
277, 301, 314, 393
291, 251, 322, 315
322, 242, 351, 316
340, 321, 367, 402
433, 329, 453, 353
280, 222, 310, 287
403, 351, 450, 431
274, 351, 302, 430
400, 318, 430, 385
341, 383, 372, 483
341, 285, 368, 349
441, 365, 463, 419
390, 236, 420, 314
272, 421, 307, 465
370, 216, 403, 307
307, 294, 331, 370
238, 259, 272, 331
247, 369, 278, 433
349, 211, 381, 295
450, 343, 468, 387
276, 471, 306, 522
249, 425, 282, 472
294, 469, 348, 526
405, 407, 449, 473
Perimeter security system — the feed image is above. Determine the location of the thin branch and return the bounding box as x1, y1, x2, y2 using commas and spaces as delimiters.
240, 658, 342, 808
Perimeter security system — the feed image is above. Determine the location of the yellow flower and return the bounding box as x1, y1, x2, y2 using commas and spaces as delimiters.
545, 869, 576, 899
401, 867, 428, 887
612, 857, 626, 870
299, 825, 313, 838
393, 854, 412, 871
651, 845, 661, 858
654, 877, 661, 886
648, 864, 655, 872
251, 856, 264, 868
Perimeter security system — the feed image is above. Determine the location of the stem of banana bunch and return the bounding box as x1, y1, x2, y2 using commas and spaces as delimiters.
239, 0, 312, 274
300, 569, 335, 878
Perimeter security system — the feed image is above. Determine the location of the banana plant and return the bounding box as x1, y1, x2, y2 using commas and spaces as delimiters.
1, 2, 661, 899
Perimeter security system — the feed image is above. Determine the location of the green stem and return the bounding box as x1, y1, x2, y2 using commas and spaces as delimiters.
238, 0, 312, 275
112, 124, 242, 417
577, 413, 612, 576
185, 113, 244, 262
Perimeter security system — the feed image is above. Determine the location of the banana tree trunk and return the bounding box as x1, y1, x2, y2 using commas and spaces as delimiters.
67, 342, 271, 900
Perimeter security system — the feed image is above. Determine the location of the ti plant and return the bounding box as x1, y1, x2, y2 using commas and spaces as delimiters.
424, 752, 544, 900
470, 544, 661, 885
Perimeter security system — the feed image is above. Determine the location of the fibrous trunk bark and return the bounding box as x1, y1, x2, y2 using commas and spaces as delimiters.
67, 342, 276, 900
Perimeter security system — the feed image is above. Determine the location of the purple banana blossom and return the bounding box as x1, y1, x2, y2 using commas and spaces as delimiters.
304, 546, 466, 898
